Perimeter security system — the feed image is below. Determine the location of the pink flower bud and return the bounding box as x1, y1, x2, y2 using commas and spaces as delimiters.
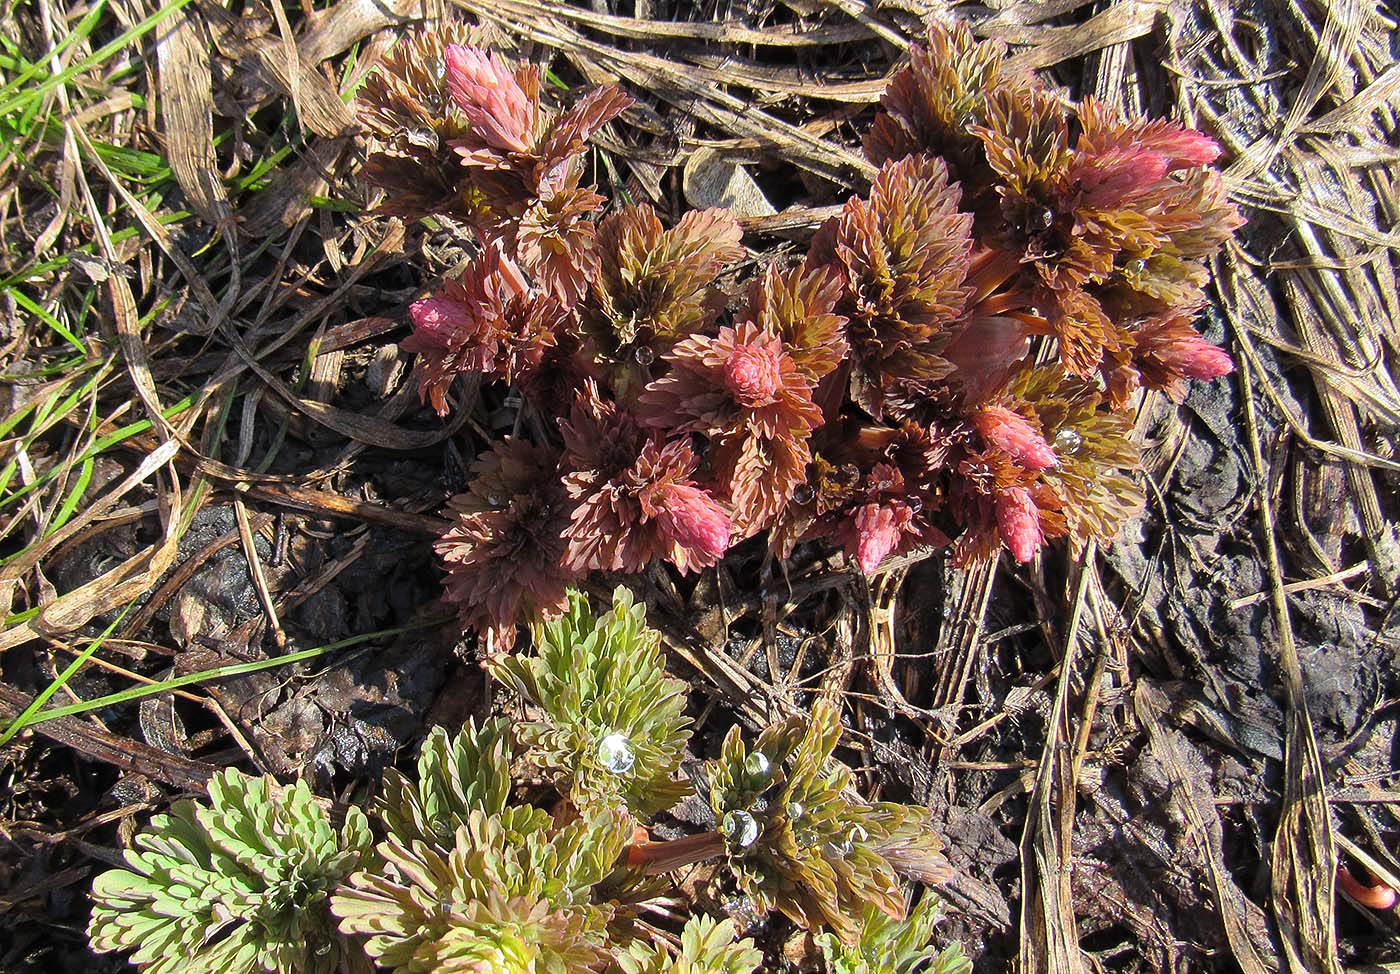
408, 293, 472, 349
974, 406, 1058, 471
997, 487, 1044, 564
655, 484, 732, 561
444, 45, 534, 154
1151, 128, 1222, 169
1163, 335, 1235, 381
722, 344, 784, 406
852, 502, 914, 574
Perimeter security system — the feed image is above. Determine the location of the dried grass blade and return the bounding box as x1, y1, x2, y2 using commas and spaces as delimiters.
509, 4, 873, 47
457, 0, 873, 186
197, 0, 356, 138
155, 8, 230, 225
0, 681, 214, 790
1134, 683, 1277, 974
931, 555, 996, 710
1016, 552, 1092, 974
242, 483, 448, 536
1231, 0, 1367, 179
237, 137, 350, 237
1003, 1, 1162, 73
299, 0, 458, 65
1238, 299, 1343, 974
0, 440, 178, 584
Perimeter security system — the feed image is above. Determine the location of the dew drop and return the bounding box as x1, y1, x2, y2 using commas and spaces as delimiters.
1053, 429, 1084, 455
633, 345, 656, 365
596, 733, 636, 774
1037, 207, 1055, 229
1126, 257, 1147, 275
786, 801, 805, 821
486, 494, 504, 507
828, 824, 868, 857
315, 941, 333, 957
906, 495, 923, 514
792, 483, 814, 506
745, 752, 771, 780
722, 809, 760, 849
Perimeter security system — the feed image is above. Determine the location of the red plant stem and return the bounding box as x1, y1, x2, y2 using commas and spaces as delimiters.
1338, 865, 1398, 910
1005, 310, 1053, 336
626, 830, 726, 875
974, 291, 1029, 317
965, 248, 1023, 308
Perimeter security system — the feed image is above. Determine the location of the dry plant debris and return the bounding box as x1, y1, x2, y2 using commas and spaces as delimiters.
0, 1, 1397, 973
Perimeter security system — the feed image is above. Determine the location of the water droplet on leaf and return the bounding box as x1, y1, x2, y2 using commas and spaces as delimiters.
1037, 207, 1055, 229
597, 733, 636, 774
1053, 429, 1083, 455
828, 824, 868, 857
792, 484, 814, 506
786, 801, 805, 821
1126, 258, 1147, 275
745, 752, 770, 780
722, 809, 760, 849
634, 345, 656, 365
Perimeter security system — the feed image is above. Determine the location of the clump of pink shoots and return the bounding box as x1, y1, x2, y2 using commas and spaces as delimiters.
357, 20, 1242, 644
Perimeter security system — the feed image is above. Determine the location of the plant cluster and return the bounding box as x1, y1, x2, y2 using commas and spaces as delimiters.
704, 700, 950, 942
89, 590, 968, 974
358, 18, 1241, 645
87, 769, 372, 974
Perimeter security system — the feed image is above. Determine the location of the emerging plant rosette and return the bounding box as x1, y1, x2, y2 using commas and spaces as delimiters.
360, 20, 1241, 644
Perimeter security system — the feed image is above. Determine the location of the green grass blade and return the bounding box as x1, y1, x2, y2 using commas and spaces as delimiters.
9, 623, 426, 730
0, 600, 136, 746
0, 0, 193, 118
9, 287, 85, 353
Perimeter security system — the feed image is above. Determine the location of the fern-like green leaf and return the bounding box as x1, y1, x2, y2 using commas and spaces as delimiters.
706, 702, 948, 942
334, 805, 632, 974
617, 916, 763, 974
489, 587, 692, 816
378, 718, 514, 849
88, 769, 372, 974
817, 897, 971, 974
